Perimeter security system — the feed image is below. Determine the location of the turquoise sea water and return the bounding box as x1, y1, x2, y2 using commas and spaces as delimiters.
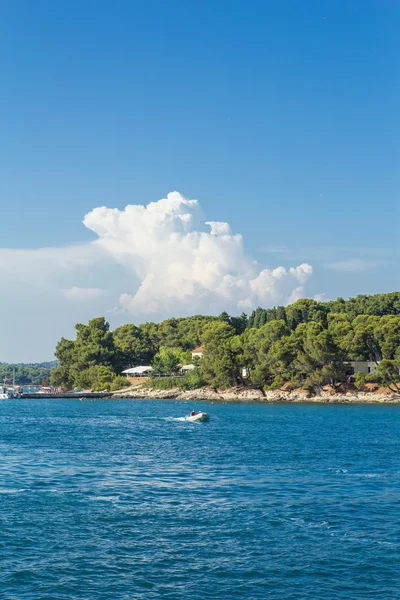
1, 399, 400, 599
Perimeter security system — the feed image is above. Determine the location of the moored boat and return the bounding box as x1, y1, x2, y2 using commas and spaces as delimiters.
0, 385, 14, 399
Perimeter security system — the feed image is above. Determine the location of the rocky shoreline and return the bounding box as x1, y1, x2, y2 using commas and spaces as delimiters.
112, 386, 400, 404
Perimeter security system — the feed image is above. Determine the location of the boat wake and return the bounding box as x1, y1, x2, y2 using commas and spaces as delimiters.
140, 416, 191, 422
163, 416, 210, 423
163, 416, 192, 422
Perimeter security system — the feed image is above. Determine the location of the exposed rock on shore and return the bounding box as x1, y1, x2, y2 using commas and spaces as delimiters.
112, 385, 400, 404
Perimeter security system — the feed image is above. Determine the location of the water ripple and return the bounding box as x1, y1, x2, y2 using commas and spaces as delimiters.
0, 399, 399, 599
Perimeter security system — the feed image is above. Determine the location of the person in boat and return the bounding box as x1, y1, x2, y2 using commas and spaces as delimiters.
190, 410, 196, 416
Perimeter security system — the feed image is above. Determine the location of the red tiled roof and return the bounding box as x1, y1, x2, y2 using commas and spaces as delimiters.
192, 346, 204, 353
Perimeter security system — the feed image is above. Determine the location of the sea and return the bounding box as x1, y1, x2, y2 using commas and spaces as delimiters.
1, 398, 399, 599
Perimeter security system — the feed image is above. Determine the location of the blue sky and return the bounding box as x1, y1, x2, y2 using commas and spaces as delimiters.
1, 0, 399, 361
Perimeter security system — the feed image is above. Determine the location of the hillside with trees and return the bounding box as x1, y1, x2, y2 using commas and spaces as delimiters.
0, 361, 57, 385
50, 292, 400, 393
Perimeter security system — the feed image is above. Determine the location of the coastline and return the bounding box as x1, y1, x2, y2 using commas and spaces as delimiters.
112, 386, 400, 404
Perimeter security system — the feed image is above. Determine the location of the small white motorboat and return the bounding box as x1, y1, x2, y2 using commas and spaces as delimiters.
0, 385, 13, 399
187, 411, 209, 422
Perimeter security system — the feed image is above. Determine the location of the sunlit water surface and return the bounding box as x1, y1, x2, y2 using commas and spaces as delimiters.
1, 399, 399, 599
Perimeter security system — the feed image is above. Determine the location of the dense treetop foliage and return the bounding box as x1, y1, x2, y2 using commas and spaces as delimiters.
248, 292, 400, 329
50, 292, 400, 393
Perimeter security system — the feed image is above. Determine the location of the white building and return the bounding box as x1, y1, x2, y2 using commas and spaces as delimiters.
345, 361, 378, 376
122, 366, 153, 377
191, 346, 204, 359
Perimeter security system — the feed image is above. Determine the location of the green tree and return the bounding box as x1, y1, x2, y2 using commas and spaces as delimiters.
50, 367, 74, 390
76, 365, 116, 391
181, 365, 206, 390
53, 337, 76, 389
285, 298, 329, 330
230, 312, 248, 335
218, 311, 231, 324
174, 315, 217, 349
354, 372, 366, 390
53, 318, 117, 388
152, 346, 181, 375
267, 328, 304, 385
113, 324, 155, 369
351, 315, 381, 362
201, 322, 238, 389
297, 322, 345, 391
241, 320, 289, 387
376, 358, 400, 393
327, 313, 354, 356
73, 317, 116, 370
373, 316, 400, 360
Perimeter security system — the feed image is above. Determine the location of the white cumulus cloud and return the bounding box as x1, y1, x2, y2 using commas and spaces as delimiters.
0, 191, 314, 361
83, 191, 313, 316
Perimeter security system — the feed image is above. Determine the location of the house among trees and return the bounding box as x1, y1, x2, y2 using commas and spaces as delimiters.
344, 361, 378, 376
191, 346, 204, 359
